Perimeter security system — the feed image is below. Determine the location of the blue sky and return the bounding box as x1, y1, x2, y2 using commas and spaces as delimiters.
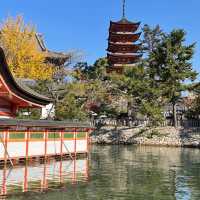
1, 0, 199, 74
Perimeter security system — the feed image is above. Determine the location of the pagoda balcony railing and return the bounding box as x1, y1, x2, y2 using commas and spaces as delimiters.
109, 41, 138, 45
108, 33, 141, 43
107, 43, 141, 53
109, 27, 138, 33
108, 53, 142, 56
112, 31, 138, 34
108, 54, 142, 65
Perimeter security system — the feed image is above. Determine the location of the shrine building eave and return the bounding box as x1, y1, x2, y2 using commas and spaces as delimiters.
0, 47, 52, 107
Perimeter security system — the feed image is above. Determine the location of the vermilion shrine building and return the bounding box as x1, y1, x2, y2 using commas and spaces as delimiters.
0, 47, 91, 165
0, 47, 52, 118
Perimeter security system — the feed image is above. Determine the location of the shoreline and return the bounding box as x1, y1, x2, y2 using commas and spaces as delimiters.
90, 126, 200, 148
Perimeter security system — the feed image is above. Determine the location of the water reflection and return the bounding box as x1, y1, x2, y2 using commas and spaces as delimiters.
1, 146, 200, 200
90, 146, 200, 200
0, 158, 89, 198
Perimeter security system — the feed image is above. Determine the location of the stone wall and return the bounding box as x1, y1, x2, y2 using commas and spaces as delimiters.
91, 126, 200, 148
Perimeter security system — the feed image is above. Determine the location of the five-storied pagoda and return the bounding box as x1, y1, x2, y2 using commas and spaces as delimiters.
107, 0, 142, 73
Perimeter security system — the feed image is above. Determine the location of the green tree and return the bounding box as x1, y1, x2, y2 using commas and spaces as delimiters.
111, 64, 164, 126
151, 29, 197, 127
142, 24, 164, 54
74, 58, 117, 118
56, 92, 87, 120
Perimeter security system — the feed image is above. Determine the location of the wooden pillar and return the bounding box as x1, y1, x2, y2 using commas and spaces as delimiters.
1, 163, 7, 196
74, 128, 77, 158
23, 128, 30, 192
60, 130, 63, 159
4, 130, 8, 163
85, 157, 89, 181
24, 129, 29, 192
59, 159, 63, 184
72, 128, 77, 184
1, 130, 8, 195
23, 163, 28, 192
86, 129, 89, 153
44, 129, 48, 160
41, 161, 48, 191
41, 130, 48, 192
25, 129, 30, 161
72, 158, 76, 184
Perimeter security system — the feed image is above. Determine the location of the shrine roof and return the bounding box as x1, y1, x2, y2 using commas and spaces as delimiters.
0, 47, 52, 106
16, 79, 51, 101
0, 118, 92, 129
35, 34, 70, 64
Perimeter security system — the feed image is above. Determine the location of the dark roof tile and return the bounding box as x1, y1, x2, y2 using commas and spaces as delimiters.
0, 118, 93, 129
0, 47, 52, 106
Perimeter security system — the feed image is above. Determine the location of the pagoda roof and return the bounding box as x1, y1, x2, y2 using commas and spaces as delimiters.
113, 18, 140, 25
109, 32, 141, 37
107, 42, 141, 53
108, 42, 142, 46
109, 18, 140, 33
108, 53, 142, 59
107, 53, 142, 65
0, 47, 52, 107
108, 32, 141, 43
35, 34, 70, 65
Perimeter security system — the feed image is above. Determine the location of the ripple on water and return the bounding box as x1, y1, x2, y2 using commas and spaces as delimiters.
2, 145, 200, 200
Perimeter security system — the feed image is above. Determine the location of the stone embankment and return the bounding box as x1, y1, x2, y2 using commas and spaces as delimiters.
90, 126, 200, 148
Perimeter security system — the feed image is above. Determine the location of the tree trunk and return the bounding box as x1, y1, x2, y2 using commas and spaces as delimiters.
127, 101, 132, 127
172, 102, 177, 128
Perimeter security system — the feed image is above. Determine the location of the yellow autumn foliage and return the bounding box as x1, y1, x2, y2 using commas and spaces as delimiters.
0, 15, 53, 80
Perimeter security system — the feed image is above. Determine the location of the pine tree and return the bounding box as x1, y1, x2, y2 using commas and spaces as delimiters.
151, 29, 197, 127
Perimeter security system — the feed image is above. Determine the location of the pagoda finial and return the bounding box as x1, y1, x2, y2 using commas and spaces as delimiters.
122, 0, 126, 18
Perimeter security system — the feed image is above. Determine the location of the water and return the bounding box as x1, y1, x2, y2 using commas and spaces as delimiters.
1, 145, 200, 200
